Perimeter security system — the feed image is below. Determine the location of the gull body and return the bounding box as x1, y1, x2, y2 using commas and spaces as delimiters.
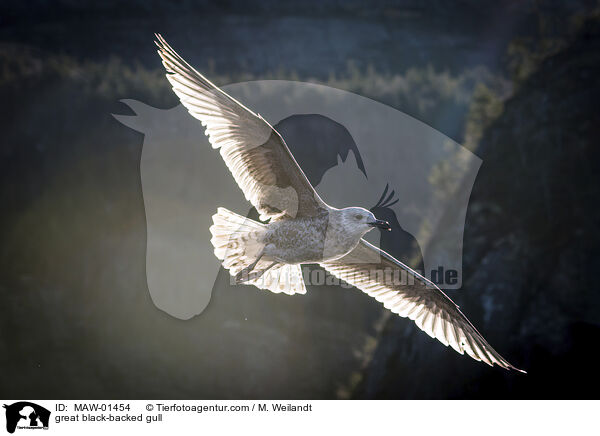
262, 207, 385, 264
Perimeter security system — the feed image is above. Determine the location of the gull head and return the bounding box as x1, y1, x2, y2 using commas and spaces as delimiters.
340, 207, 391, 236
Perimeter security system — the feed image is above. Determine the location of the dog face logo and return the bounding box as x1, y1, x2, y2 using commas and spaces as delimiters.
114, 80, 481, 319
3, 402, 50, 433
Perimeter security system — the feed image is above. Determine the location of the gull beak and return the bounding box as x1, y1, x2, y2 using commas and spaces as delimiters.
368, 219, 391, 231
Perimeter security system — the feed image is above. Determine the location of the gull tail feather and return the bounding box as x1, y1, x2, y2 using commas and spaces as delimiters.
210, 207, 266, 272
209, 208, 306, 295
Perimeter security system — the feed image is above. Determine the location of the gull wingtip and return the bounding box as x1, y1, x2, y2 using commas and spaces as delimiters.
154, 33, 168, 50
503, 361, 527, 374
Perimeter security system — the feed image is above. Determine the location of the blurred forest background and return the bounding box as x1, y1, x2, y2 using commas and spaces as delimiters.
1, 0, 599, 398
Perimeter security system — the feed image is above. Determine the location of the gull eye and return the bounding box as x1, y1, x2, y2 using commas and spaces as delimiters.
354, 214, 362, 220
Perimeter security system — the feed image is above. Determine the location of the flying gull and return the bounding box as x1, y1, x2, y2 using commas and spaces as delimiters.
154, 34, 524, 372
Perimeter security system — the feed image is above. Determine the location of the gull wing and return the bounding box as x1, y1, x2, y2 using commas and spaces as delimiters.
321, 239, 525, 372
155, 34, 327, 220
